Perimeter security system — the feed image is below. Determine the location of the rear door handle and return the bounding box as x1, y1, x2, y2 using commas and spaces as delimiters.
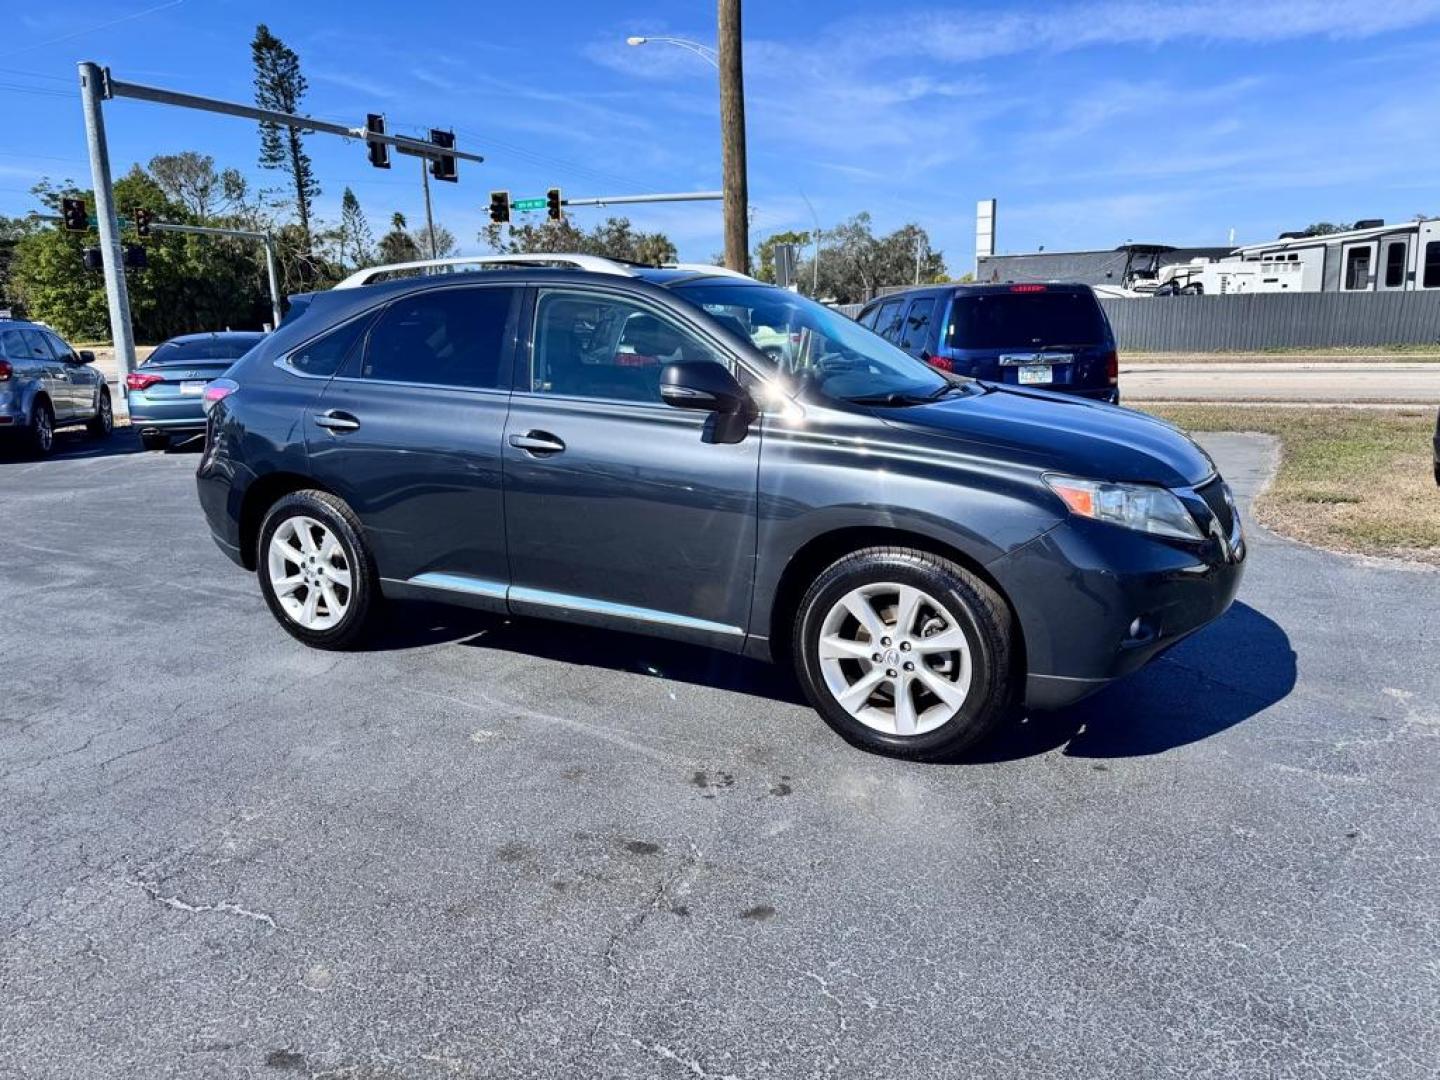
508, 430, 566, 455
314, 410, 361, 432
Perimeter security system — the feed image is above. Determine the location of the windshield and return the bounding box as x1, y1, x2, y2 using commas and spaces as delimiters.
674, 283, 951, 404
947, 291, 1108, 350
145, 337, 262, 364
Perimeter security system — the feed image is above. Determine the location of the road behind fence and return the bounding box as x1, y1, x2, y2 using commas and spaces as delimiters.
835, 291, 1440, 352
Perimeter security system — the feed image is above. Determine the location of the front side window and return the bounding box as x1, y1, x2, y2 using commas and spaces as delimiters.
530, 291, 727, 404
874, 299, 905, 342
676, 282, 952, 405
900, 298, 936, 351
1344, 247, 1372, 290
1424, 241, 1440, 289
857, 305, 880, 329
361, 287, 515, 389
41, 331, 76, 362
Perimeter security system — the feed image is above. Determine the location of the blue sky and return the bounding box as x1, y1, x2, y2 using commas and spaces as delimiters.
3, 0, 1439, 273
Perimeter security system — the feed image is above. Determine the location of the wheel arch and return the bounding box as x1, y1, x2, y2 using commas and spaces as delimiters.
237, 471, 338, 570
765, 525, 1026, 675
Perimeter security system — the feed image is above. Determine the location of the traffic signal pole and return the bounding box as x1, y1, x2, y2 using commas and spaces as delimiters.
78, 61, 138, 388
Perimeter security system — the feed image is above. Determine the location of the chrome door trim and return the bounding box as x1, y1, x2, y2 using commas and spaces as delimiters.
510, 585, 744, 637
404, 572, 508, 600
397, 572, 743, 637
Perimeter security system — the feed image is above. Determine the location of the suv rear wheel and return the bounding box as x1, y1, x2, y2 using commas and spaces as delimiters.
257, 491, 377, 649
28, 398, 55, 457
793, 547, 1015, 760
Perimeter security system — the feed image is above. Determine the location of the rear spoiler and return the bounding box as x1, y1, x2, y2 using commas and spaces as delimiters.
282, 293, 317, 326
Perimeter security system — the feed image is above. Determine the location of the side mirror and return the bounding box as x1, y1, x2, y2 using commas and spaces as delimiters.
75, 350, 95, 365
660, 362, 750, 415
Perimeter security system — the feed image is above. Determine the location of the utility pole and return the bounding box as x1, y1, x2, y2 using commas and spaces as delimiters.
77, 62, 138, 386
420, 157, 438, 259
717, 0, 749, 275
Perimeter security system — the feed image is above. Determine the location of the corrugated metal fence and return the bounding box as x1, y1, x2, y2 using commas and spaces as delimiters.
834, 291, 1440, 351
1099, 292, 1440, 351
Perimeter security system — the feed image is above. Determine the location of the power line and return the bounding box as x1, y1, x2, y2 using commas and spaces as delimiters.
2, 0, 186, 60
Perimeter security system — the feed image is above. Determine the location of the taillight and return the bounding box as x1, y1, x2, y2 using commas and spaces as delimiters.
1009, 283, 1047, 293
202, 377, 239, 414
1105, 350, 1119, 385
0, 359, 11, 381
126, 371, 163, 391
926, 355, 954, 372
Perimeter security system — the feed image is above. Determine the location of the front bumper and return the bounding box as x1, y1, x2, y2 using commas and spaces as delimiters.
990, 499, 1245, 711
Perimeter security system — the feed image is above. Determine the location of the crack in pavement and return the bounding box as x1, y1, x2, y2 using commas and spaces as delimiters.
130, 878, 281, 931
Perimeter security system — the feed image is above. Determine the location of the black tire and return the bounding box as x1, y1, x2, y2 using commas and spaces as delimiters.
27, 398, 55, 458
792, 547, 1015, 760
140, 432, 170, 452
87, 389, 113, 438
256, 490, 378, 650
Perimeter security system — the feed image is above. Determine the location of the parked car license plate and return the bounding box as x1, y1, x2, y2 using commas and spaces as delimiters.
180, 380, 207, 396
1017, 364, 1052, 385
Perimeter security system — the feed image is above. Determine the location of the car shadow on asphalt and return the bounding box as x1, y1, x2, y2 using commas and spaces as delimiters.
0, 427, 204, 464
972, 600, 1296, 763
367, 598, 1294, 762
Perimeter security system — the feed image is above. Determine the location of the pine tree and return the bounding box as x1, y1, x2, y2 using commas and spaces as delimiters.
252, 24, 319, 255
338, 187, 374, 270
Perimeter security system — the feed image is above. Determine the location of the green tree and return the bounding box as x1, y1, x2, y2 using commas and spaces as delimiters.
377, 212, 422, 264
796, 213, 946, 303
12, 170, 271, 341
335, 187, 375, 270
753, 230, 810, 284
482, 216, 677, 264
252, 24, 318, 254
1299, 222, 1352, 237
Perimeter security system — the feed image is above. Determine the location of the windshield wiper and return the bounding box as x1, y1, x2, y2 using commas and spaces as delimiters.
846, 391, 935, 407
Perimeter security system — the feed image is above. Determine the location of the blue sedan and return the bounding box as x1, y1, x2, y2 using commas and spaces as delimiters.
127, 331, 264, 450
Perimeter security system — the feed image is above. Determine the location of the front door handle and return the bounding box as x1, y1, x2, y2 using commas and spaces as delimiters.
508, 430, 566, 455
314, 410, 361, 432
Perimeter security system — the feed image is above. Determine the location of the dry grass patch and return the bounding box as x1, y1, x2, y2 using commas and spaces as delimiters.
1139, 405, 1440, 565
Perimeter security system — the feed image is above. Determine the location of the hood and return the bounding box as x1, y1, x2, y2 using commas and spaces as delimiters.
878, 384, 1215, 488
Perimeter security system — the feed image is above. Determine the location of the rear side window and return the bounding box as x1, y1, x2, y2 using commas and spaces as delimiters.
0, 329, 30, 360
900, 298, 935, 351
288, 313, 374, 378
946, 291, 1108, 349
873, 299, 904, 342
360, 287, 515, 389
12, 329, 56, 361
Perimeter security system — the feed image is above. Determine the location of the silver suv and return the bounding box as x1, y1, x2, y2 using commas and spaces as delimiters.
0, 318, 113, 456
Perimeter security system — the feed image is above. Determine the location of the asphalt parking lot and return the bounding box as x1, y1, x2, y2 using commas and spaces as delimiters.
2, 430, 1438, 1079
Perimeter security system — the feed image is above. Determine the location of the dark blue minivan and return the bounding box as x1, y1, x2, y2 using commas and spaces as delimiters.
858, 283, 1119, 403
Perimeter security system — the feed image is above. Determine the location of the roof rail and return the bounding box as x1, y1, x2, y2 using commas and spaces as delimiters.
662, 262, 757, 280
333, 253, 638, 290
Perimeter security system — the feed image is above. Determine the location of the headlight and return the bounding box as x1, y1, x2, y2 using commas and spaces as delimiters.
1044, 474, 1204, 541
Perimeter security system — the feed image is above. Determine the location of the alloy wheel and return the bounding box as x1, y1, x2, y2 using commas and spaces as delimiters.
817, 582, 973, 737
266, 515, 353, 631
35, 408, 53, 453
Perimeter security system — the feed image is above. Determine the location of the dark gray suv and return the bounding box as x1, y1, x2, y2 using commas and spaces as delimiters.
197, 256, 1244, 759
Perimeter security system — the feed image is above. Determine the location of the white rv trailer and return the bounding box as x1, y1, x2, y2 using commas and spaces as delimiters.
1161, 218, 1440, 295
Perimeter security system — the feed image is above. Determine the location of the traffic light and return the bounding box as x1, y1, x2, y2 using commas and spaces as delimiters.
62, 197, 88, 232
489, 191, 510, 225
123, 244, 148, 270
133, 207, 152, 238
546, 187, 563, 221
366, 113, 390, 169
82, 246, 103, 271
429, 129, 457, 182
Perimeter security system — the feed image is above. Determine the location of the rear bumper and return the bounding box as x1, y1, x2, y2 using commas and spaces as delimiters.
127, 394, 206, 432
990, 514, 1246, 711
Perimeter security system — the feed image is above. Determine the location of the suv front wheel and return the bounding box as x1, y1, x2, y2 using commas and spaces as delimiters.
257, 491, 378, 649
793, 547, 1015, 760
